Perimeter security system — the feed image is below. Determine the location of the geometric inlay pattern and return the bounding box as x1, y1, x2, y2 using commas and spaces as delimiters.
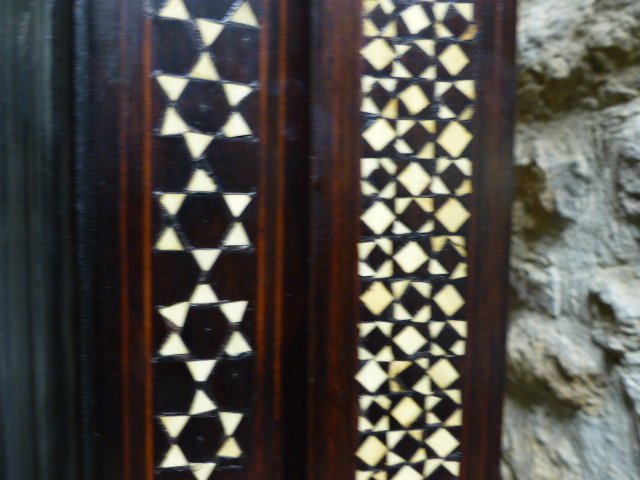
152, 1, 260, 478
358, 1, 475, 478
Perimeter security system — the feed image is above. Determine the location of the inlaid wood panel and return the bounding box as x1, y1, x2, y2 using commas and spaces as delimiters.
356, 2, 475, 479
85, 0, 310, 478
151, 3, 259, 478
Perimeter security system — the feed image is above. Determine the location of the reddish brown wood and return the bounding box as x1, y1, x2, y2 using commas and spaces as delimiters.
306, 1, 362, 479
461, 0, 517, 479
88, 0, 154, 478
254, 0, 311, 478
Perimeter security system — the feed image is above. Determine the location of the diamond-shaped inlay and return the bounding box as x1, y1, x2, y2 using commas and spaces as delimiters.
357, 361, 389, 393
357, 0, 474, 478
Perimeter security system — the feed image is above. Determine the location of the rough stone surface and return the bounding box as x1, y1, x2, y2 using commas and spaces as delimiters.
503, 0, 640, 478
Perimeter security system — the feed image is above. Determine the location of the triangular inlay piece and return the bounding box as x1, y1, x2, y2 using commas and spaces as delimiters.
223, 194, 252, 217
183, 132, 214, 158
221, 112, 252, 137
159, 0, 190, 20
159, 193, 186, 215
190, 54, 219, 81
160, 415, 190, 438
222, 83, 253, 106
190, 463, 217, 480
192, 249, 221, 271
155, 228, 183, 250
217, 438, 242, 458
196, 19, 224, 46
219, 412, 243, 436
230, 1, 258, 27
187, 169, 217, 192
160, 107, 189, 135
225, 331, 252, 355
159, 333, 189, 356
156, 75, 189, 101
223, 223, 250, 246
161, 445, 189, 468
190, 284, 219, 304
187, 360, 217, 382
190, 390, 216, 414
220, 301, 248, 324
158, 302, 190, 328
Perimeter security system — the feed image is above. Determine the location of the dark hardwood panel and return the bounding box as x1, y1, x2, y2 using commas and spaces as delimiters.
462, 0, 517, 479
82, 0, 154, 478
254, 0, 311, 479
306, 1, 362, 479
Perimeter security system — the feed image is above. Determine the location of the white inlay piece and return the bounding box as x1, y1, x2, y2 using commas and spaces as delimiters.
393, 465, 422, 480
397, 162, 431, 196
159, 193, 186, 215
225, 331, 252, 356
435, 198, 470, 233
190, 463, 217, 480
223, 194, 252, 217
356, 361, 388, 392
187, 169, 218, 192
360, 282, 394, 315
426, 428, 460, 458
361, 202, 395, 235
393, 242, 428, 274
398, 84, 430, 115
437, 121, 472, 158
439, 44, 470, 76
220, 301, 249, 324
362, 119, 396, 151
160, 415, 190, 438
161, 445, 189, 468
192, 249, 221, 271
222, 112, 252, 137
190, 53, 219, 80
428, 359, 460, 389
161, 107, 189, 135
219, 412, 244, 435
158, 302, 190, 328
159, 0, 190, 20
223, 223, 251, 246
393, 326, 427, 355
156, 228, 183, 250
222, 83, 253, 106
190, 284, 219, 304
361, 38, 396, 71
196, 19, 224, 46
217, 438, 242, 458
183, 132, 214, 158
401, 4, 430, 34
230, 1, 258, 27
189, 390, 217, 414
356, 435, 387, 466
156, 75, 189, 101
187, 360, 217, 382
433, 284, 465, 316
159, 333, 189, 356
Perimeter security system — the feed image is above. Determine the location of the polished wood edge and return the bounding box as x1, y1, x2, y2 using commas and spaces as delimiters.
84, 0, 154, 478
255, 0, 311, 478
306, 0, 362, 479
461, 0, 517, 479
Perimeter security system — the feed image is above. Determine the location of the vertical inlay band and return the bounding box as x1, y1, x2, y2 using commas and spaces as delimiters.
357, 1, 476, 478
150, 1, 261, 477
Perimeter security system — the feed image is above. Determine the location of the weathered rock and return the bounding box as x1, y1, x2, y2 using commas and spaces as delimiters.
504, 0, 640, 477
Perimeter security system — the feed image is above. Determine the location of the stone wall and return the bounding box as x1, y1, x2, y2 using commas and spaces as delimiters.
502, 0, 640, 478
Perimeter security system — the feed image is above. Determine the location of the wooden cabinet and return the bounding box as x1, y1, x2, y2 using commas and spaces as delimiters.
0, 1, 515, 479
